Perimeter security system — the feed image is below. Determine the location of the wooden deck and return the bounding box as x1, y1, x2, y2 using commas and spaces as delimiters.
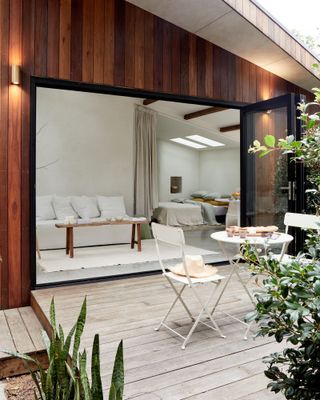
31, 267, 284, 399
0, 307, 47, 378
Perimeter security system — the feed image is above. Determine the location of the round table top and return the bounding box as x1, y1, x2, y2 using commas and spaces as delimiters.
210, 230, 293, 245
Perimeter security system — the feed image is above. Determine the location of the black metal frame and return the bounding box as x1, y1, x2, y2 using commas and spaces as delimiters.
240, 93, 305, 252
30, 76, 248, 289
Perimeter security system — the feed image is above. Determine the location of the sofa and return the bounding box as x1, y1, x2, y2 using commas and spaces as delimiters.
36, 195, 132, 250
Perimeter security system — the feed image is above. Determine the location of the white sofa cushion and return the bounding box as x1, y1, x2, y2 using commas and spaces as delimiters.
71, 196, 100, 219
52, 196, 78, 219
97, 195, 126, 218
36, 195, 56, 220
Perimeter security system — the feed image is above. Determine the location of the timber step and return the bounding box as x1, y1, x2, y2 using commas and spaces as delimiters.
0, 306, 48, 378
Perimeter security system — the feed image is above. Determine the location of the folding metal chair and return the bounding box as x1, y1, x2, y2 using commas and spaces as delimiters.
276, 212, 320, 262
151, 222, 225, 349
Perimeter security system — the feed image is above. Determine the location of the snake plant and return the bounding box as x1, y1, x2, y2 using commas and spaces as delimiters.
2, 297, 124, 399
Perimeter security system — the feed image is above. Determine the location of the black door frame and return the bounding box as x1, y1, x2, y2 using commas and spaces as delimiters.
30, 77, 306, 289
30, 76, 248, 289
240, 93, 305, 252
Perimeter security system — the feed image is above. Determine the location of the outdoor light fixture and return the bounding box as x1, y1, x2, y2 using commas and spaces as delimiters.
186, 135, 225, 147
11, 64, 21, 85
266, 109, 272, 114
170, 137, 207, 149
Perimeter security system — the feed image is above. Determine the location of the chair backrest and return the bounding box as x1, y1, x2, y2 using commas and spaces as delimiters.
284, 212, 320, 232
279, 213, 320, 260
151, 223, 192, 283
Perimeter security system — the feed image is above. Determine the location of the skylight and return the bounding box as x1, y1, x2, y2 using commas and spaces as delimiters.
187, 135, 225, 147
170, 138, 207, 149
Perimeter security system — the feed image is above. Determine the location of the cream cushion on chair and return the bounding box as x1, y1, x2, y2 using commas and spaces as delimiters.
36, 195, 56, 220
169, 255, 218, 278
71, 196, 100, 219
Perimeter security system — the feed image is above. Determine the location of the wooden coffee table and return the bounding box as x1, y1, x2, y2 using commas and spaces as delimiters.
55, 218, 149, 258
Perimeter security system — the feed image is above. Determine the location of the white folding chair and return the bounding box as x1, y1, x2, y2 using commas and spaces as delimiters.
276, 212, 320, 262
151, 222, 225, 349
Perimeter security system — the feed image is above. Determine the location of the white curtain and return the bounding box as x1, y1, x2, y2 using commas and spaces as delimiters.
134, 105, 158, 220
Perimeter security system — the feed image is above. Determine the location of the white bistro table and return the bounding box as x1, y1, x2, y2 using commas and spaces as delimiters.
210, 230, 293, 339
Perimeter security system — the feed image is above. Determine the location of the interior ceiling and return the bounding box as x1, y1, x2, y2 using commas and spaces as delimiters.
145, 100, 240, 148
127, 0, 319, 91
100, 94, 240, 148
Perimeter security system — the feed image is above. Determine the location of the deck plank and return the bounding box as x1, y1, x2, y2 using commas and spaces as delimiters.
19, 307, 44, 350
4, 308, 35, 354
32, 271, 285, 399
0, 311, 16, 356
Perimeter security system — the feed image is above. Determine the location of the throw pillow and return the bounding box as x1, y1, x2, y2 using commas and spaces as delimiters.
190, 190, 208, 198
203, 192, 221, 200
71, 196, 100, 219
52, 195, 78, 220
36, 195, 56, 220
97, 195, 126, 218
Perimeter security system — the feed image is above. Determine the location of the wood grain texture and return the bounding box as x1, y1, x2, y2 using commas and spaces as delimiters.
0, 0, 9, 309
0, 307, 47, 378
31, 272, 285, 398
0, 0, 313, 309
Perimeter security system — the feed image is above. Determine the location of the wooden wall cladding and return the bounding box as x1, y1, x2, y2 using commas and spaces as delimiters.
0, 0, 313, 308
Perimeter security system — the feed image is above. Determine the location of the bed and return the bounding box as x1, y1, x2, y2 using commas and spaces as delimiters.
153, 202, 204, 226
153, 201, 222, 226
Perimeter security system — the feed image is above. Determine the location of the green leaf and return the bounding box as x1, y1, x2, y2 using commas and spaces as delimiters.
314, 280, 320, 296
109, 340, 124, 400
79, 350, 91, 400
72, 297, 87, 374
258, 150, 272, 158
91, 334, 103, 400
264, 135, 276, 147
50, 298, 57, 331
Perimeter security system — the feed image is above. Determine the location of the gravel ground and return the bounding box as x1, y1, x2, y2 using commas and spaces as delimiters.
2, 375, 36, 400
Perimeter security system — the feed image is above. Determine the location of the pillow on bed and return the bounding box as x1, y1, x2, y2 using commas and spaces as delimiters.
190, 190, 208, 198
171, 198, 184, 203
203, 192, 221, 200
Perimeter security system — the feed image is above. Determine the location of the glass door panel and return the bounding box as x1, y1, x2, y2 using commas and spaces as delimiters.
241, 94, 304, 231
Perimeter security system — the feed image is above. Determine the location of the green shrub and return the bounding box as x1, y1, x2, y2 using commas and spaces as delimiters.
241, 237, 320, 399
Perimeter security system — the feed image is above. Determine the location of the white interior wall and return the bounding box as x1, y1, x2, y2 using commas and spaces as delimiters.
199, 148, 240, 195
157, 140, 200, 201
36, 88, 135, 214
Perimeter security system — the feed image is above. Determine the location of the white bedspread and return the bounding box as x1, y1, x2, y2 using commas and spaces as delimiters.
153, 202, 204, 226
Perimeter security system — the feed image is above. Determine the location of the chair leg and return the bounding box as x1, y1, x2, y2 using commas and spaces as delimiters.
182, 281, 225, 350
155, 282, 194, 332
166, 277, 195, 322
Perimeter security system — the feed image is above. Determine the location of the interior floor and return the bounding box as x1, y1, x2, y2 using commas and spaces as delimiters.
36, 227, 233, 285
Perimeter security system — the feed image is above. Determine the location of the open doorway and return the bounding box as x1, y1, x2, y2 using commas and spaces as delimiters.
32, 79, 243, 287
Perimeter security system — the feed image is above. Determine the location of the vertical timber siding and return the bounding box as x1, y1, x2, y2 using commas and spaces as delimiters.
0, 0, 312, 308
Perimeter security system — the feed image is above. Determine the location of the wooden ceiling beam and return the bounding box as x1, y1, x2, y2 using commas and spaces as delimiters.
219, 124, 240, 133
184, 106, 226, 120
143, 99, 158, 105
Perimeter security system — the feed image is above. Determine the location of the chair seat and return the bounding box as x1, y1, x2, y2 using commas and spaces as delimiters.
164, 271, 224, 285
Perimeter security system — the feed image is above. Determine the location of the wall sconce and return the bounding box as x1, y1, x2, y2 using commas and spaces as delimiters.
11, 64, 21, 85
